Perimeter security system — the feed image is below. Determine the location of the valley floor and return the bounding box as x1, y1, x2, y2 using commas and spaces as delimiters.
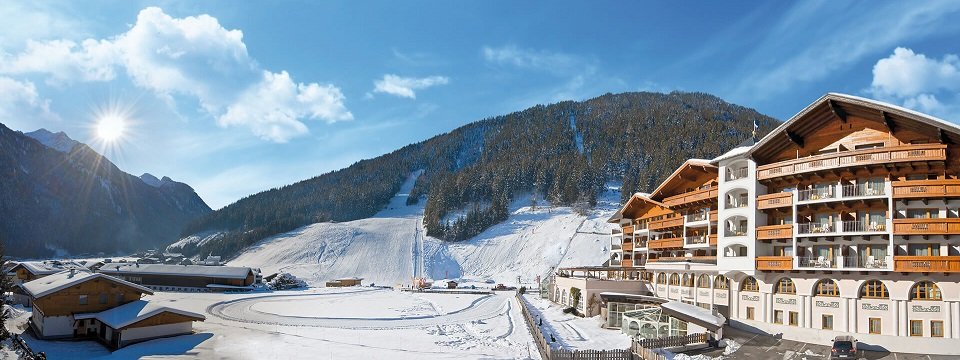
9, 288, 540, 359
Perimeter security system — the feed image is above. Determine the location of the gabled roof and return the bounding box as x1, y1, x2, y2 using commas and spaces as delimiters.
649, 159, 718, 201
98, 263, 253, 279
20, 270, 154, 299
12, 261, 87, 276
610, 193, 670, 222
74, 300, 205, 329
747, 93, 960, 162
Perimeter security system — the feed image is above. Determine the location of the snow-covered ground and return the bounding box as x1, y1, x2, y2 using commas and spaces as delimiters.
228, 172, 619, 289
520, 294, 631, 351
12, 288, 540, 359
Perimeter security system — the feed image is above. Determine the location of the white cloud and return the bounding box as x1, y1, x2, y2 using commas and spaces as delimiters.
482, 45, 585, 75
870, 47, 960, 118
372, 74, 449, 99
0, 6, 352, 142
0, 76, 59, 122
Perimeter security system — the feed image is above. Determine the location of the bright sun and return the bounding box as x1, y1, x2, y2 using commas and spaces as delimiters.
96, 115, 126, 142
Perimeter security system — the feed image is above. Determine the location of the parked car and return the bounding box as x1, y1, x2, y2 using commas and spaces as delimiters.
830, 335, 857, 359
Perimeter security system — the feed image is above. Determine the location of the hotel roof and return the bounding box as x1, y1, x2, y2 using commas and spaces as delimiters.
20, 270, 154, 299
98, 263, 254, 279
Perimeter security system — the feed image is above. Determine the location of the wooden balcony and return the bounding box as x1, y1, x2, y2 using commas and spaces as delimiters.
649, 217, 683, 231
892, 218, 960, 235
892, 180, 960, 199
756, 224, 792, 241
662, 186, 719, 208
623, 225, 635, 234
756, 256, 793, 271
708, 234, 717, 246
893, 256, 960, 273
757, 192, 792, 210
709, 210, 718, 222
757, 144, 947, 181
648, 238, 683, 250
622, 242, 634, 252
648, 256, 716, 264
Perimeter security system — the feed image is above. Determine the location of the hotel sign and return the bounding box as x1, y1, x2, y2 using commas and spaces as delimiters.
716, 292, 727, 299
815, 300, 840, 308
861, 303, 889, 311
912, 305, 941, 313
776, 298, 797, 305
741, 294, 759, 302
699, 291, 710, 297
670, 288, 678, 294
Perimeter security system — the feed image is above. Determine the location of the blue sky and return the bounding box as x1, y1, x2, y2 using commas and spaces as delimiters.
2, 1, 960, 209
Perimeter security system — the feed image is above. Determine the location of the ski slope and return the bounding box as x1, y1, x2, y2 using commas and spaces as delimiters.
229, 172, 618, 287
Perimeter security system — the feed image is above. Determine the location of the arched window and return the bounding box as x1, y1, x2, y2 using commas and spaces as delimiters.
911, 281, 942, 300
814, 279, 840, 297
669, 273, 681, 286
774, 278, 796, 294
724, 244, 748, 257
724, 189, 749, 209
697, 274, 711, 288
725, 216, 748, 237
682, 274, 694, 287
741, 277, 759, 292
561, 290, 567, 304
714, 275, 728, 290
860, 280, 889, 299
656, 273, 666, 284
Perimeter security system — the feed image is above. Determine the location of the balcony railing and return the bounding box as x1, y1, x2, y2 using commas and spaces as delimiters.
756, 256, 793, 270
648, 238, 684, 250
649, 256, 717, 264
892, 180, 960, 199
893, 218, 960, 235
709, 234, 717, 246
757, 192, 792, 209
798, 220, 888, 235
797, 256, 837, 269
635, 223, 648, 231
634, 240, 647, 249
622, 242, 634, 252
684, 235, 708, 245
662, 186, 719, 208
686, 212, 708, 222
893, 256, 960, 272
798, 187, 835, 202
649, 217, 683, 231
709, 210, 718, 222
841, 183, 885, 198
623, 225, 634, 234
756, 224, 792, 240
724, 227, 748, 237
841, 221, 887, 232
757, 144, 947, 180
841, 256, 889, 269
726, 167, 749, 182
725, 199, 748, 209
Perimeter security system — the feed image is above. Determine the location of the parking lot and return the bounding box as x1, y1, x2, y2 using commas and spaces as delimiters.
684, 326, 954, 360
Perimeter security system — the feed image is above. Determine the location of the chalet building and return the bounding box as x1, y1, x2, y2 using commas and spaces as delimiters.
326, 277, 363, 287
19, 269, 204, 348
98, 263, 256, 292
600, 93, 960, 352
8, 261, 90, 284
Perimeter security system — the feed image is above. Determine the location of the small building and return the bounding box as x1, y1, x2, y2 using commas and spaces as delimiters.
98, 263, 256, 292
326, 277, 363, 287
549, 267, 651, 317
8, 261, 88, 284
446, 280, 458, 289
202, 256, 222, 266
19, 269, 204, 348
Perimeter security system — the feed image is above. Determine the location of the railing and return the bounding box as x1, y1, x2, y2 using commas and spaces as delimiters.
686, 212, 709, 222
622, 243, 634, 252
635, 223, 648, 231
757, 144, 947, 180
892, 218, 960, 235
662, 186, 719, 208
797, 256, 837, 269
648, 238, 683, 250
709, 210, 718, 222
611, 228, 622, 235
624, 226, 634, 234
650, 256, 716, 264
842, 256, 889, 269
685, 235, 708, 245
798, 187, 834, 202
634, 333, 710, 350
841, 221, 887, 232
798, 222, 833, 234
842, 183, 885, 197
893, 256, 960, 272
726, 167, 749, 181
725, 199, 748, 209
649, 217, 683, 230
609, 259, 621, 266
724, 228, 748, 237
709, 234, 717, 246
756, 256, 793, 270
756, 224, 792, 240
892, 179, 960, 199
757, 192, 792, 209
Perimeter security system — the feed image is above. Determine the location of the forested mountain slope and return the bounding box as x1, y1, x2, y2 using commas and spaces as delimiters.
177, 91, 778, 258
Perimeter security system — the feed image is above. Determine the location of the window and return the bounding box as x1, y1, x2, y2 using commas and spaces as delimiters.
789, 311, 799, 326
682, 274, 694, 287
741, 277, 759, 292
656, 273, 667, 284
908, 244, 940, 256
860, 280, 889, 299
714, 275, 728, 290
814, 279, 840, 297
773, 310, 784, 324
911, 281, 942, 300
696, 274, 711, 288
746, 307, 755, 320
774, 278, 796, 294
79, 295, 88, 305
774, 246, 793, 257
869, 318, 882, 334
724, 244, 748, 257
670, 273, 681, 286
932, 321, 944, 338
910, 320, 923, 337
907, 209, 939, 219
822, 315, 833, 330
99, 293, 107, 305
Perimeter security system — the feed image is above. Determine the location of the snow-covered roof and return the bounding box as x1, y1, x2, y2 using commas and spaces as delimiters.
711, 144, 753, 163
660, 300, 726, 330
13, 261, 87, 275
74, 300, 204, 329
20, 270, 153, 299
98, 263, 253, 279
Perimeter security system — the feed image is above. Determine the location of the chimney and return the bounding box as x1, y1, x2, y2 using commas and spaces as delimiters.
69, 269, 75, 277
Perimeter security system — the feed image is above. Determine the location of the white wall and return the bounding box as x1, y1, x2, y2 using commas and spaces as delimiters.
122, 322, 193, 344
40, 315, 74, 338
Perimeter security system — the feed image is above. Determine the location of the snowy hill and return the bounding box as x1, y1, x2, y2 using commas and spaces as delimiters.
228, 172, 618, 287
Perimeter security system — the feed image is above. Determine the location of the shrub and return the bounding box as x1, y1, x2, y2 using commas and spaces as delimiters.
518, 286, 527, 294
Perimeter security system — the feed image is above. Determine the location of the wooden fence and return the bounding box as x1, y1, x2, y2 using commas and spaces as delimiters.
515, 292, 633, 360
633, 333, 709, 350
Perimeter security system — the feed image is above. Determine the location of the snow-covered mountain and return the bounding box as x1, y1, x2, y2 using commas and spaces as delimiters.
1, 123, 213, 257
215, 172, 618, 287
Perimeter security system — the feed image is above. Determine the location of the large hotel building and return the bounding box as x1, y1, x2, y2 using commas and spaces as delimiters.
554, 93, 960, 351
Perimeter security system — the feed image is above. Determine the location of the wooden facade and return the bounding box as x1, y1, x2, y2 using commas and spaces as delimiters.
33, 277, 148, 317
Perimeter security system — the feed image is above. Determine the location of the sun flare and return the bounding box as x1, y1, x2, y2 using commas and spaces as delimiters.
96, 115, 126, 142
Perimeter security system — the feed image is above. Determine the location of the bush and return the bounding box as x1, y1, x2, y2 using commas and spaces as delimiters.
518, 286, 527, 294
562, 307, 577, 314
269, 273, 307, 290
